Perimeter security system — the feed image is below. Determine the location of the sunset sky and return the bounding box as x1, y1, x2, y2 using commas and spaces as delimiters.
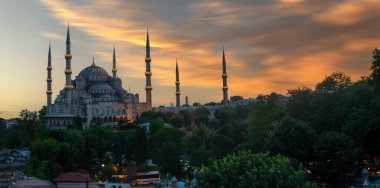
1, 0, 380, 118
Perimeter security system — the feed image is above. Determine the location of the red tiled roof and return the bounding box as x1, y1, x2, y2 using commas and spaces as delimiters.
53, 172, 91, 182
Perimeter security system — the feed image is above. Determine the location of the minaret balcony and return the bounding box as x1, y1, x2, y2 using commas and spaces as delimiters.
65, 54, 72, 59
145, 57, 151, 61
46, 90, 53, 94
145, 86, 152, 90
145, 71, 152, 76
46, 78, 52, 82
64, 69, 72, 74
223, 86, 229, 90
176, 92, 181, 95
47, 66, 52, 71
222, 73, 228, 78
175, 81, 180, 85
64, 85, 74, 89
112, 68, 117, 73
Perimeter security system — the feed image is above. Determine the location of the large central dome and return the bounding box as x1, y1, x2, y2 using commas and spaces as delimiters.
79, 65, 110, 77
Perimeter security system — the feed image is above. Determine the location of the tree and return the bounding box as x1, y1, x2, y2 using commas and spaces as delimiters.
206, 119, 221, 130
193, 107, 210, 125
38, 106, 47, 126
157, 142, 183, 178
246, 93, 284, 151
140, 111, 155, 123
370, 48, 380, 87
16, 109, 43, 147
28, 139, 64, 179
196, 151, 315, 188
135, 127, 147, 165
179, 110, 192, 127
57, 142, 80, 171
214, 107, 236, 125
313, 132, 361, 182
30, 139, 60, 162
64, 129, 85, 154
343, 95, 380, 155
149, 128, 185, 162
111, 130, 134, 163
170, 114, 185, 128
267, 116, 316, 162
150, 118, 165, 134
0, 118, 6, 130
183, 125, 216, 155
153, 112, 169, 123
285, 86, 314, 122
316, 72, 351, 93
68, 115, 83, 129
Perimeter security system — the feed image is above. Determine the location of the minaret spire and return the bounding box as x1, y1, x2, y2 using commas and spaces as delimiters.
222, 46, 229, 105
46, 44, 53, 110
146, 27, 150, 58
145, 28, 152, 110
66, 23, 71, 53
175, 59, 180, 107
64, 23, 73, 111
112, 45, 117, 78
92, 56, 95, 66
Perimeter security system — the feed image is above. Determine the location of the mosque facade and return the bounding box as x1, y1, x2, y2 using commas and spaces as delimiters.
45, 26, 152, 128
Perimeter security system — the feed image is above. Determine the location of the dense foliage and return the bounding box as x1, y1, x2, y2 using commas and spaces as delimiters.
196, 151, 316, 188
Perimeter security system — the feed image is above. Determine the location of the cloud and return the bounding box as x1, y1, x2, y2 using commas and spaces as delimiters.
313, 0, 380, 25
37, 0, 379, 105
40, 32, 64, 40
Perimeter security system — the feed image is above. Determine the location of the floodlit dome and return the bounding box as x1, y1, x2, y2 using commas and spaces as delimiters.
78, 65, 110, 77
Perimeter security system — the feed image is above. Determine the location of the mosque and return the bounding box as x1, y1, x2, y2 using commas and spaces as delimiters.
45, 26, 153, 128
45, 25, 229, 129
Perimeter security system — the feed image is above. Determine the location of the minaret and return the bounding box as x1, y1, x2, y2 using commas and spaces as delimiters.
64, 24, 73, 111
222, 47, 229, 105
175, 59, 180, 107
112, 45, 117, 78
145, 28, 152, 110
46, 44, 53, 111
185, 96, 189, 106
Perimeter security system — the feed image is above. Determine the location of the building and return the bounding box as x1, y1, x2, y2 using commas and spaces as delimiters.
53, 172, 91, 188
16, 176, 54, 188
230, 96, 244, 103
45, 25, 152, 128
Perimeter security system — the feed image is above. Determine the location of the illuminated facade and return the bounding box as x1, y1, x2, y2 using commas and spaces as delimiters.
45, 26, 152, 128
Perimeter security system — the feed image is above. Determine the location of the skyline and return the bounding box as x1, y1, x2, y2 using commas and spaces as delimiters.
1, 0, 380, 118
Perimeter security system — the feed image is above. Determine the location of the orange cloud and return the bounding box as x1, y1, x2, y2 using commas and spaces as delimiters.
313, 0, 380, 25
35, 0, 379, 107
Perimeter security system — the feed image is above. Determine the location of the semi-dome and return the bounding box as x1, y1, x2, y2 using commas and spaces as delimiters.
79, 65, 110, 77
88, 82, 114, 94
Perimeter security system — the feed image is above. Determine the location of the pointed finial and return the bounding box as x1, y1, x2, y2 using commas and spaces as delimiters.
66, 22, 71, 44
48, 42, 51, 57
113, 44, 116, 58
92, 56, 95, 66
176, 58, 179, 81
222, 46, 227, 74
146, 27, 150, 58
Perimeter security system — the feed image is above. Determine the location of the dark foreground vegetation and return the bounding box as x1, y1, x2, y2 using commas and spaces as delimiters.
1, 48, 380, 186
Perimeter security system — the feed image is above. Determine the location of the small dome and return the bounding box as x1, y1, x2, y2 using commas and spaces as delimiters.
79, 65, 110, 77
